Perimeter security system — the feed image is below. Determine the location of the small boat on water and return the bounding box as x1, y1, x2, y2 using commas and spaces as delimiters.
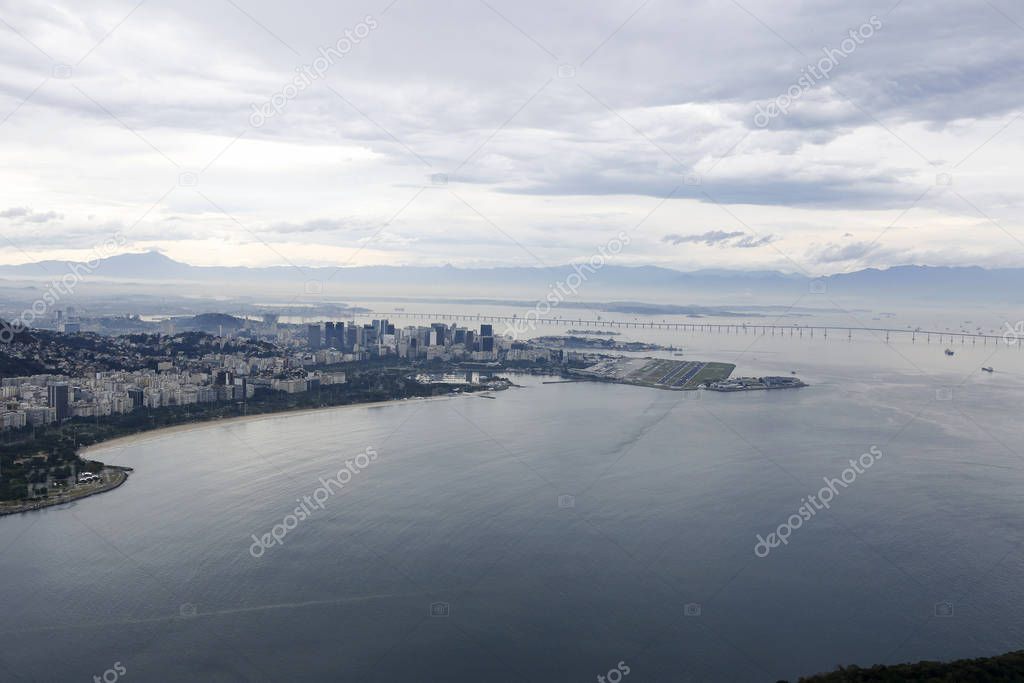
944, 348, 955, 356
982, 366, 994, 373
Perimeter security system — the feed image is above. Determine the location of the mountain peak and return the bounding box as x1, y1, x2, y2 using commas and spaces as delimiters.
104, 250, 178, 264
90, 250, 191, 278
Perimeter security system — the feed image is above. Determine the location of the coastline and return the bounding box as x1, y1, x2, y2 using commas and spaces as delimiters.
0, 466, 131, 517
1, 392, 480, 518
80, 393, 467, 456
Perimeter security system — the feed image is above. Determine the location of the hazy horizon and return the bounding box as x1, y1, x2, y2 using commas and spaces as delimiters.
8, 247, 1024, 273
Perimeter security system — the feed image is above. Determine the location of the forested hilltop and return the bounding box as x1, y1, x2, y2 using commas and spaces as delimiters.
791, 649, 1024, 682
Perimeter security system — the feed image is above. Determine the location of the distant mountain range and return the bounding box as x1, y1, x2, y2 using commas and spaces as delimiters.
0, 251, 1021, 304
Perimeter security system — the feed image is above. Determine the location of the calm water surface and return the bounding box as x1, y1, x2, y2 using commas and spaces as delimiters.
2, 325, 1023, 682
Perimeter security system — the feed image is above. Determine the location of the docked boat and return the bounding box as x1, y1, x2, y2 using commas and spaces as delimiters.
944, 348, 955, 356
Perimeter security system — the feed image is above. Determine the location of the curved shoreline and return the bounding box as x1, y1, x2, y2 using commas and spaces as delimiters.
80, 393, 465, 456
0, 466, 131, 517
5, 387, 508, 518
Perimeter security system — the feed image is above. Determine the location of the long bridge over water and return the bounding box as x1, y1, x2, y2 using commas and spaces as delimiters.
351, 311, 1015, 347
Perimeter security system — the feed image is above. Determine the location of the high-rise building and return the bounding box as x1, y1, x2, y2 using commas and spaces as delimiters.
307, 324, 321, 350
325, 322, 335, 348
127, 387, 144, 410
48, 383, 69, 422
431, 323, 448, 346
479, 324, 494, 352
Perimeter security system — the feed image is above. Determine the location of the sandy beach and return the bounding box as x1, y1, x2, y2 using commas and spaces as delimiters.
80, 393, 468, 457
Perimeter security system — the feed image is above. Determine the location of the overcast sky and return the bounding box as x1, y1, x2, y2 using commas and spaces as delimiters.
1, 0, 1022, 274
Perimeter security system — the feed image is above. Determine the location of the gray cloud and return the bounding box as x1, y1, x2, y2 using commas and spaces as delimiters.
265, 218, 376, 235
733, 235, 778, 248
24, 210, 63, 223
663, 231, 777, 248
0, 0, 1021, 271
811, 241, 880, 263
663, 231, 745, 246
0, 207, 63, 223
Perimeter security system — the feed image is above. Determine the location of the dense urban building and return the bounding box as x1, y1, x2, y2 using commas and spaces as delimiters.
0, 321, 546, 432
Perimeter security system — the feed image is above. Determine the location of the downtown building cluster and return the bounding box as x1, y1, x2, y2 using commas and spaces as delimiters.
303, 319, 514, 361
0, 318, 564, 432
